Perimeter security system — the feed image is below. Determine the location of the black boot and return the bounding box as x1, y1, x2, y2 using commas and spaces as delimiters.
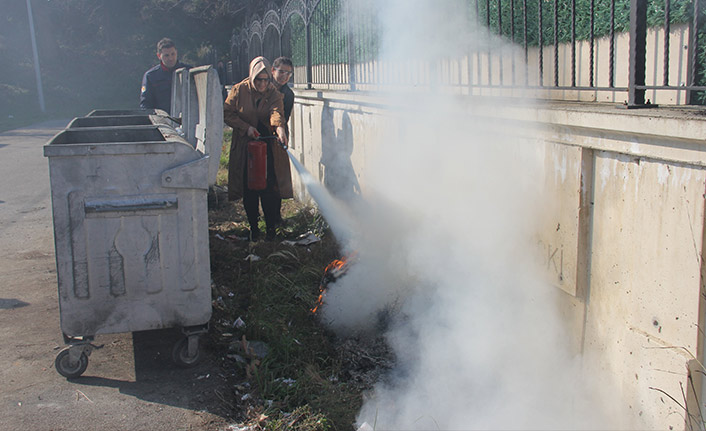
265, 227, 276, 242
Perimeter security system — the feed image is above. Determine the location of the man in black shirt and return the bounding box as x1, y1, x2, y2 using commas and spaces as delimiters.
271, 57, 294, 124
140, 38, 190, 114
269, 57, 294, 238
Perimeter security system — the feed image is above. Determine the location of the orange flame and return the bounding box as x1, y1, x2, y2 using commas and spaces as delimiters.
311, 255, 354, 314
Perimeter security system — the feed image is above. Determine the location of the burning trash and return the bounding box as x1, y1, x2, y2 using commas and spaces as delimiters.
311, 253, 357, 314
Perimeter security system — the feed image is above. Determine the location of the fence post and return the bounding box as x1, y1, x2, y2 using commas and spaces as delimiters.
627, 0, 648, 107
345, 0, 356, 91
306, 22, 313, 89
687, 0, 702, 104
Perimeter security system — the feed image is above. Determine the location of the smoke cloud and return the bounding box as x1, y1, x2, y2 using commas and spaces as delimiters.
315, 0, 626, 429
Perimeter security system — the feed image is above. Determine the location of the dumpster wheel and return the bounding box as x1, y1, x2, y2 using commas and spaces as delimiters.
55, 349, 88, 379
172, 336, 201, 368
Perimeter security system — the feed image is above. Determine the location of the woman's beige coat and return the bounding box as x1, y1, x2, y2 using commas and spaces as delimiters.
223, 57, 293, 200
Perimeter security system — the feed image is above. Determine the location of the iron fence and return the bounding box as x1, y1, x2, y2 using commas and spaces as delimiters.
229, 0, 706, 105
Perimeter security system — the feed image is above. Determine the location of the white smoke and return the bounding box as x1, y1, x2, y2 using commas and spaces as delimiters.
317, 0, 625, 429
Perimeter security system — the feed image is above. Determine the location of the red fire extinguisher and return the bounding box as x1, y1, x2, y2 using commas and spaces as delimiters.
247, 140, 267, 190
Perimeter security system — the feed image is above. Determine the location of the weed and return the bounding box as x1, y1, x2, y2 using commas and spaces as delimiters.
217, 128, 232, 186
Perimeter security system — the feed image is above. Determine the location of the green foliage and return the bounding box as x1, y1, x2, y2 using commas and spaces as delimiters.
288, 15, 308, 67
217, 128, 233, 185
476, 0, 697, 47
696, 32, 706, 102
286, 0, 379, 67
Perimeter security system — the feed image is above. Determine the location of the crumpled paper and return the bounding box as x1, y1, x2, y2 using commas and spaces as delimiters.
281, 231, 320, 246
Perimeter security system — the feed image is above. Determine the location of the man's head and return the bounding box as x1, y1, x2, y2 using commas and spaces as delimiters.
272, 57, 294, 87
157, 38, 178, 69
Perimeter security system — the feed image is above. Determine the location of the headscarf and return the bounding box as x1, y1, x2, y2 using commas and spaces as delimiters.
248, 56, 273, 91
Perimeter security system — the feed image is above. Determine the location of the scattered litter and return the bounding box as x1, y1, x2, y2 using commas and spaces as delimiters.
197, 374, 210, 380
221, 332, 233, 337
234, 317, 246, 328
275, 377, 296, 387
281, 231, 320, 246
227, 234, 249, 241
226, 425, 254, 431
246, 340, 269, 359
241, 393, 251, 401
228, 292, 235, 297
227, 353, 246, 363
357, 422, 374, 431
75, 390, 93, 403
244, 254, 261, 262
215, 233, 225, 240
293, 338, 301, 345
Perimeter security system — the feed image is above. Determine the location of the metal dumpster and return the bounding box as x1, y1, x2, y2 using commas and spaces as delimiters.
44, 125, 211, 377
44, 66, 223, 379
86, 109, 165, 116
67, 115, 173, 128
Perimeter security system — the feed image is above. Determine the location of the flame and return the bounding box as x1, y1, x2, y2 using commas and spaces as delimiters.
311, 254, 356, 314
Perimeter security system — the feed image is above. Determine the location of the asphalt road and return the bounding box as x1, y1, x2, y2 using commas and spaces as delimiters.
0, 121, 232, 431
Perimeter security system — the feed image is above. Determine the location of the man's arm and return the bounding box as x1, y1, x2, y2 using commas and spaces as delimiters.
140, 72, 154, 109
282, 86, 294, 123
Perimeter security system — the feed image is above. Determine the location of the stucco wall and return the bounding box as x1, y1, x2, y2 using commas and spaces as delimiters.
289, 88, 706, 430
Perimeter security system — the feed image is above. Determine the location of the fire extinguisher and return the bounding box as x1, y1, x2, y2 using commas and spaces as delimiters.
247, 139, 267, 191
247, 128, 280, 191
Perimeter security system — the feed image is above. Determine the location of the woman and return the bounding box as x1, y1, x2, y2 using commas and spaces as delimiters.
224, 56, 293, 241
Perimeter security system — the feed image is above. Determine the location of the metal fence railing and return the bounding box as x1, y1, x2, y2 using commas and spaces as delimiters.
228, 0, 706, 106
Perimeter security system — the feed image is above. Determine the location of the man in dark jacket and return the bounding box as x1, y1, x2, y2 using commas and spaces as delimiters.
269, 57, 294, 235
271, 57, 294, 124
140, 38, 190, 114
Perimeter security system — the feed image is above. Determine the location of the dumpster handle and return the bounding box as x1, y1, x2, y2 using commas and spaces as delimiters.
84, 196, 178, 214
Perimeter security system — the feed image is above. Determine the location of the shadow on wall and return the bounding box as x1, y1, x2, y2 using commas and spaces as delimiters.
319, 103, 360, 202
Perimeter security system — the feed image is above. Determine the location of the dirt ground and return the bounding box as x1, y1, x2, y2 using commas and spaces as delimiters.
0, 122, 392, 431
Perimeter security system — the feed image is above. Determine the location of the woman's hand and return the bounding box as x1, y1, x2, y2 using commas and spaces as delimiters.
247, 126, 259, 139
276, 126, 288, 149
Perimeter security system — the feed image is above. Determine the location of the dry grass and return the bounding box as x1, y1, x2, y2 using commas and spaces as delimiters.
205, 132, 383, 430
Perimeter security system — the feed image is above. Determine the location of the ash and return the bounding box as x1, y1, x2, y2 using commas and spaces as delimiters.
336, 333, 395, 389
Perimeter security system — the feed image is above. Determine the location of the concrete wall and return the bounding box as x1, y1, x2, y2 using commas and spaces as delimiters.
289, 88, 706, 430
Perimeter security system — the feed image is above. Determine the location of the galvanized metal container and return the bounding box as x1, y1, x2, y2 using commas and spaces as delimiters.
45, 124, 212, 334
